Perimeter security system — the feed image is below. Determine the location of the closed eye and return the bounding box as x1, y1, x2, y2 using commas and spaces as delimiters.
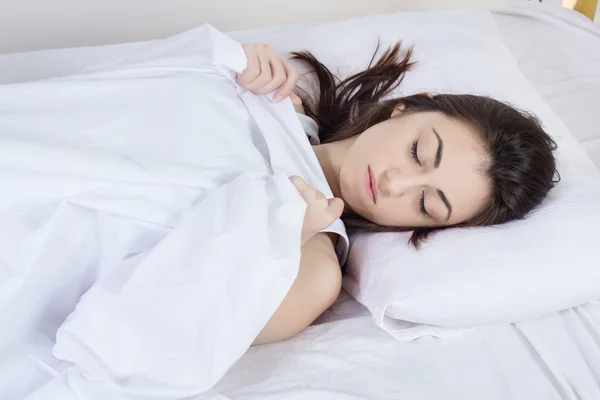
419, 190, 429, 217
411, 141, 421, 166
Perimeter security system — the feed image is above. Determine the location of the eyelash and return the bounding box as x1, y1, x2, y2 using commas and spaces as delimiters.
419, 191, 428, 217
411, 141, 421, 166
412, 142, 427, 217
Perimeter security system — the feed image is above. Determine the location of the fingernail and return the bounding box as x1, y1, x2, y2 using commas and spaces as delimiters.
272, 95, 282, 103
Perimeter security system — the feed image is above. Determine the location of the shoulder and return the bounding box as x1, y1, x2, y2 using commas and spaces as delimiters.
304, 230, 342, 268
305, 231, 339, 258
297, 232, 342, 312
253, 232, 341, 345
320, 218, 349, 266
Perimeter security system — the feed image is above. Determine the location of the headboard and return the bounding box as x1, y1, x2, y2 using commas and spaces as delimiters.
0, 0, 521, 54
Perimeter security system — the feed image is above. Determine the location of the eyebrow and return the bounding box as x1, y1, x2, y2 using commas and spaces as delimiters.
433, 128, 443, 168
437, 189, 452, 221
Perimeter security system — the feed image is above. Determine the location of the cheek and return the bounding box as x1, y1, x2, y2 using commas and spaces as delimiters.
338, 161, 361, 212
371, 196, 417, 226
379, 131, 412, 164
340, 137, 372, 187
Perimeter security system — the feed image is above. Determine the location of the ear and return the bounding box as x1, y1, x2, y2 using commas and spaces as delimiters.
419, 91, 435, 98
391, 103, 406, 117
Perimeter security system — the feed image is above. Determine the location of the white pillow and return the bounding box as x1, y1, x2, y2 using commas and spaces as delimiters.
230, 10, 600, 339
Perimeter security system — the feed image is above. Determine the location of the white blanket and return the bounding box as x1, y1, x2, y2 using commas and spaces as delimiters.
0, 25, 346, 399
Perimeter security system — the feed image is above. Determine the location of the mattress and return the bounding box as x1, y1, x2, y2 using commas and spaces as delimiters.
1, 3, 599, 400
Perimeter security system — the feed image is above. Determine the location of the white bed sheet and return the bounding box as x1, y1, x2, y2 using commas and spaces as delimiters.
209, 292, 600, 400
1, 4, 600, 400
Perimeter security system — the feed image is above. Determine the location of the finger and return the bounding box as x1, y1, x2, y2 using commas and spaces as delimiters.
297, 182, 322, 202
289, 175, 306, 186
326, 198, 345, 221
253, 49, 287, 95
290, 93, 302, 105
238, 45, 261, 85
419, 91, 435, 98
243, 45, 273, 92
312, 188, 326, 201
289, 176, 324, 205
289, 175, 310, 194
273, 61, 300, 102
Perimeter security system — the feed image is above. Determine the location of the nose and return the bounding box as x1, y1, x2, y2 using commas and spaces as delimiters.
379, 168, 423, 197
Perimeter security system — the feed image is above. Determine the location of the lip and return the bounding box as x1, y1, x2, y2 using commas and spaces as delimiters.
365, 166, 378, 204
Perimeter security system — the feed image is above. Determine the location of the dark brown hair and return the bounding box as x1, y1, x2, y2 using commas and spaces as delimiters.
291, 43, 558, 247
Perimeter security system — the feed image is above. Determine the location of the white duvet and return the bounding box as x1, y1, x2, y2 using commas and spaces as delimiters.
0, 25, 347, 399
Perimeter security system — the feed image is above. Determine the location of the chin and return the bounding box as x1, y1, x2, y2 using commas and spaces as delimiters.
341, 176, 372, 219
354, 204, 388, 225
346, 201, 373, 223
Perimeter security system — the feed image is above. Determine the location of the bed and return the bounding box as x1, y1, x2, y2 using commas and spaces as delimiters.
1, 3, 599, 400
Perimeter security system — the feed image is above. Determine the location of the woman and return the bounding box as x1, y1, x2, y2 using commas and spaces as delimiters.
4, 27, 558, 399
239, 43, 557, 345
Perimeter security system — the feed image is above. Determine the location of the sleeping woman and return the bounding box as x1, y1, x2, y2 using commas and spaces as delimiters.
245, 43, 557, 344
5, 25, 557, 399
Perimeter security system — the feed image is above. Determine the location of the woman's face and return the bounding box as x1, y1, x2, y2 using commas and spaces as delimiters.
339, 110, 492, 227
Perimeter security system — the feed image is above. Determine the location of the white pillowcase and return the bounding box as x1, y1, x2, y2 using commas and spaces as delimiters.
231, 10, 600, 339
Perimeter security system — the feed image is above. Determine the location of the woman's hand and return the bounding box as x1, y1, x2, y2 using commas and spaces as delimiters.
290, 176, 344, 245
238, 43, 302, 105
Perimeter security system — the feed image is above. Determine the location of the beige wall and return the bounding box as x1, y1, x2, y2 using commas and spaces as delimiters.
0, 0, 521, 54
